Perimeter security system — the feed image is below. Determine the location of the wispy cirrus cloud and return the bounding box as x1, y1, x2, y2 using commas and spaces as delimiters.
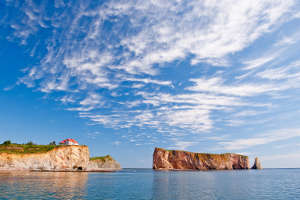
16, 0, 297, 91
3, 0, 300, 147
168, 139, 198, 150
256, 60, 300, 80
187, 77, 280, 96
243, 54, 278, 71
219, 128, 300, 150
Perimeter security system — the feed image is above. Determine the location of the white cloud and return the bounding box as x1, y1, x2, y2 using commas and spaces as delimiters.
243, 55, 277, 70
187, 77, 279, 96
262, 152, 300, 161
204, 135, 229, 141
275, 36, 297, 47
80, 93, 102, 107
68, 93, 103, 112
233, 110, 266, 117
18, 0, 296, 89
3, 85, 14, 91
5, 0, 300, 143
59, 95, 76, 104
219, 128, 300, 150
113, 0, 295, 73
168, 140, 197, 150
125, 77, 172, 86
256, 61, 300, 80
164, 108, 212, 132
274, 29, 300, 47
87, 131, 101, 139
226, 119, 245, 127
257, 67, 291, 80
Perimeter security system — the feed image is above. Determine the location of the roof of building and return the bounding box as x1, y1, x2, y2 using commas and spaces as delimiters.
59, 138, 79, 144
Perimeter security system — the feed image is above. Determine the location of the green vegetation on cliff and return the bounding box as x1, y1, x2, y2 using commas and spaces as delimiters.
90, 155, 113, 161
0, 143, 56, 154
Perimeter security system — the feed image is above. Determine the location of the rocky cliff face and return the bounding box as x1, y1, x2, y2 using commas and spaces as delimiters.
88, 156, 121, 171
0, 145, 89, 171
0, 146, 120, 171
153, 148, 249, 170
251, 157, 262, 169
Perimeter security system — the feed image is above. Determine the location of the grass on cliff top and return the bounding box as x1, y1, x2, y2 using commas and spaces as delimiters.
90, 155, 113, 161
0, 143, 58, 154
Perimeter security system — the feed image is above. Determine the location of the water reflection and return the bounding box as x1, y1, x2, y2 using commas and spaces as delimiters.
152, 171, 217, 200
152, 171, 258, 200
1, 169, 300, 200
152, 170, 272, 200
0, 171, 88, 199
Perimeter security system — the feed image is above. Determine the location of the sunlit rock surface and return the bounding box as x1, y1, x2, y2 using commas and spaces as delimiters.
153, 147, 250, 170
0, 146, 120, 171
251, 157, 262, 169
88, 155, 121, 171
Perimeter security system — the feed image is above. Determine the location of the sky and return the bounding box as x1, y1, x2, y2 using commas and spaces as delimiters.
1, 0, 300, 168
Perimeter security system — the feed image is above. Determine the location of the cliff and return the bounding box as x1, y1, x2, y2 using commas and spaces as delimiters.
153, 148, 249, 170
251, 157, 262, 169
0, 145, 89, 171
88, 155, 121, 171
0, 145, 120, 171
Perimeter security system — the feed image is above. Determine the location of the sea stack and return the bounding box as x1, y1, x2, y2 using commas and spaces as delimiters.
153, 147, 250, 170
88, 155, 121, 171
251, 157, 262, 169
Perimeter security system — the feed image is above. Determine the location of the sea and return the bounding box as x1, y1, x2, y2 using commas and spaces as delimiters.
0, 168, 299, 200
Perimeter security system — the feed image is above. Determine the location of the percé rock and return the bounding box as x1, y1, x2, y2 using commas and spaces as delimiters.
251, 157, 262, 169
153, 147, 249, 170
0, 145, 120, 171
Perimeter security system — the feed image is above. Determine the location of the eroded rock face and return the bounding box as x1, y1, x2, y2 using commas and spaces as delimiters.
251, 157, 262, 169
0, 145, 89, 171
87, 157, 121, 171
153, 147, 250, 170
0, 146, 121, 171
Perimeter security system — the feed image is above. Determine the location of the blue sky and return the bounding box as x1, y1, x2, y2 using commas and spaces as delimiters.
1, 0, 300, 168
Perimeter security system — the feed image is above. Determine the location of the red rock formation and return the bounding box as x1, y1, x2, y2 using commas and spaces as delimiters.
153, 147, 249, 170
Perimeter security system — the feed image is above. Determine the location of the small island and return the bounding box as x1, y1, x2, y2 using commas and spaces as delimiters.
89, 155, 121, 172
153, 147, 261, 170
0, 139, 121, 172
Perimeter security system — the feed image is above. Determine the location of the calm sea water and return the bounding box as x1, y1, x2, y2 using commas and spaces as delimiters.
0, 169, 299, 200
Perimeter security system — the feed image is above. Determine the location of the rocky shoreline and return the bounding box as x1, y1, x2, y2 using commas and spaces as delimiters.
0, 145, 121, 172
